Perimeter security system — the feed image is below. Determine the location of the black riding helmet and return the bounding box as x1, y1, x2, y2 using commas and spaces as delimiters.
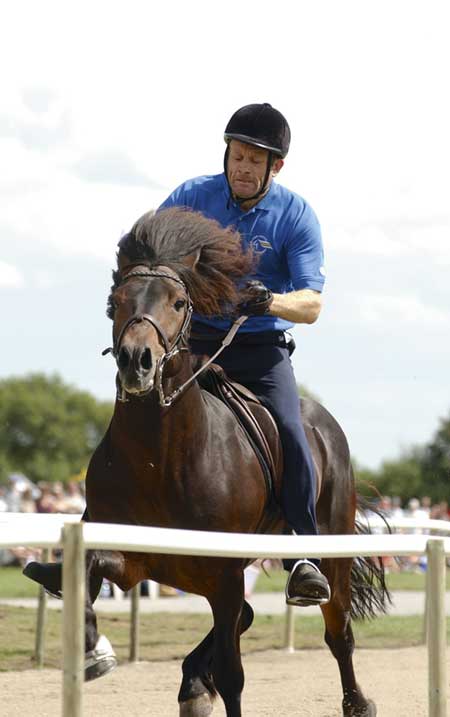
224, 103, 291, 204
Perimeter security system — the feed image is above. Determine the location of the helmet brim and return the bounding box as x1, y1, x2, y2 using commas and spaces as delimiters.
224, 133, 287, 158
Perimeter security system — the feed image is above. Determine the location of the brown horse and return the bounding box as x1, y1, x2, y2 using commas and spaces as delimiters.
25, 207, 389, 716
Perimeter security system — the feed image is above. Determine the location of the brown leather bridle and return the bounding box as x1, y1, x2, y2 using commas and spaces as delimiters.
103, 264, 248, 407
102, 266, 193, 405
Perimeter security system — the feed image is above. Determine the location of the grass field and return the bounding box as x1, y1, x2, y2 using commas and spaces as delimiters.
1, 563, 450, 673
1, 565, 449, 599
1, 604, 449, 673
254, 565, 450, 592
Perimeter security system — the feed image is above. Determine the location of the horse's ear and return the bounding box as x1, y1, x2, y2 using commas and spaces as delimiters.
118, 251, 132, 272
180, 248, 201, 270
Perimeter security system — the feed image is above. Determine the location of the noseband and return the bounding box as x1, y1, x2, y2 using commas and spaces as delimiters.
103, 266, 193, 406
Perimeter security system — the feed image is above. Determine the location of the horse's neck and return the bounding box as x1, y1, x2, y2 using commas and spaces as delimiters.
112, 362, 208, 457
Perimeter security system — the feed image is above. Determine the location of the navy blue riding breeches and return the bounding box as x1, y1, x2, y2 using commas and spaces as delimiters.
190, 327, 318, 571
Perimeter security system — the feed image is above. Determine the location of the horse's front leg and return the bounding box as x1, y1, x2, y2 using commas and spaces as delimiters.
84, 550, 120, 682
178, 599, 254, 717
208, 569, 246, 717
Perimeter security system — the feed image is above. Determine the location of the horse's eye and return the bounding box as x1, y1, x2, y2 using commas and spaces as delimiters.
174, 299, 185, 312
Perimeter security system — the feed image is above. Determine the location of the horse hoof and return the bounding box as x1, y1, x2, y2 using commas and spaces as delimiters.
85, 634, 117, 682
343, 700, 377, 716
179, 693, 213, 717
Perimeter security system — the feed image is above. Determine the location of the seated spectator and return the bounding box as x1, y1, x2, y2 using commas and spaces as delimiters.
390, 496, 404, 520
0, 486, 8, 512
20, 487, 37, 513
64, 481, 86, 514
50, 481, 70, 512
36, 482, 59, 513
420, 496, 431, 518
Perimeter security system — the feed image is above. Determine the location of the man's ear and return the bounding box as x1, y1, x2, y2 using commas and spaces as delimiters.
180, 248, 201, 270
272, 158, 284, 177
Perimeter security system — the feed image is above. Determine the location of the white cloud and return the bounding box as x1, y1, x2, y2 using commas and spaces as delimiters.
325, 220, 450, 265
0, 87, 70, 149
0, 0, 449, 470
72, 150, 164, 189
0, 261, 25, 288
358, 294, 449, 328
326, 225, 405, 257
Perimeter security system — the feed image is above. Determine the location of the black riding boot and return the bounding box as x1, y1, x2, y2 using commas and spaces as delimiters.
23, 561, 63, 599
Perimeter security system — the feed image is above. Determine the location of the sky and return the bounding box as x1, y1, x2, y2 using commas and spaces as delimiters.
1, 0, 449, 470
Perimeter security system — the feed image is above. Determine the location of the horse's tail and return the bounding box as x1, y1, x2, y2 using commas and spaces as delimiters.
350, 495, 393, 620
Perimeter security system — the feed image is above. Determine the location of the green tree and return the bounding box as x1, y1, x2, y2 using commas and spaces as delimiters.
297, 384, 320, 402
354, 412, 450, 504
0, 373, 113, 485
355, 448, 425, 502
419, 414, 450, 503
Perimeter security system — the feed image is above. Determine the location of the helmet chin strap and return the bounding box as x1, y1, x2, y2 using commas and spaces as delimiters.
224, 145, 273, 207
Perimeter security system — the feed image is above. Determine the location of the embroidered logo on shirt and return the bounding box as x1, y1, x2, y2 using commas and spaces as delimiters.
251, 236, 273, 254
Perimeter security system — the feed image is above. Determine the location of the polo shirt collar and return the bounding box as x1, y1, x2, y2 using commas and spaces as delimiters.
221, 172, 275, 214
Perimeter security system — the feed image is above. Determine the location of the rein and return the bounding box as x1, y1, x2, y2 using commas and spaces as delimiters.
157, 314, 248, 407
102, 265, 247, 407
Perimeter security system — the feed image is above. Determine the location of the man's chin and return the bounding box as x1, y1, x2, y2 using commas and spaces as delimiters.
231, 181, 256, 199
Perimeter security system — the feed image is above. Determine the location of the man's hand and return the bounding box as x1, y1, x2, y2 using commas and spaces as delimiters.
237, 280, 273, 316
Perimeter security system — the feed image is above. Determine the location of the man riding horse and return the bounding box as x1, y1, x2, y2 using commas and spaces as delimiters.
25, 102, 330, 608
155, 102, 330, 607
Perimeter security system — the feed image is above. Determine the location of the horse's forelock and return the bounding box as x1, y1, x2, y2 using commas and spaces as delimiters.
106, 207, 255, 318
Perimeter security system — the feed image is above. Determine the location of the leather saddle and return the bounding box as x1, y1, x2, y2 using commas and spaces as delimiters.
197, 364, 282, 505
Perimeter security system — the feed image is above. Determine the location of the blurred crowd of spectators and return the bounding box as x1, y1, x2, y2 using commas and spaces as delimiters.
375, 494, 449, 522
0, 473, 86, 515
0, 473, 86, 567
368, 494, 450, 572
1, 475, 449, 577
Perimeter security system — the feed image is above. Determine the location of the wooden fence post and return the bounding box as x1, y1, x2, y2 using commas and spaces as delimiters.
34, 547, 50, 667
130, 583, 140, 662
284, 604, 296, 653
426, 539, 447, 717
62, 522, 85, 717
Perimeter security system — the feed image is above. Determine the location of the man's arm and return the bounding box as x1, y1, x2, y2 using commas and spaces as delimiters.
269, 288, 322, 324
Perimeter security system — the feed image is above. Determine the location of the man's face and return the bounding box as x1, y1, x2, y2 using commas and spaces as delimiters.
227, 140, 283, 199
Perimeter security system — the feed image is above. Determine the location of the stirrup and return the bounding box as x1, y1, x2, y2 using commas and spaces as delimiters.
85, 635, 117, 682
285, 559, 331, 607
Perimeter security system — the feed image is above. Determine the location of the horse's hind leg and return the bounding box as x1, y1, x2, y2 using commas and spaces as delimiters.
179, 600, 254, 717
321, 558, 376, 716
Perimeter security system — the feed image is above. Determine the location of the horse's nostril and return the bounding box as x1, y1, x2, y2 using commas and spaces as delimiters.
140, 348, 152, 371
118, 346, 130, 371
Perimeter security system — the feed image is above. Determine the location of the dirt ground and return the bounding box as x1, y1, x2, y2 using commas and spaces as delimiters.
0, 646, 444, 716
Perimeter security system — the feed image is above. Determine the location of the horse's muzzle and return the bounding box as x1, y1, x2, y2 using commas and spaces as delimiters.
117, 344, 155, 394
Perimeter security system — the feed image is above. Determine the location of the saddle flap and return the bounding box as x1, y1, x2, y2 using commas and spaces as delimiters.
198, 364, 281, 503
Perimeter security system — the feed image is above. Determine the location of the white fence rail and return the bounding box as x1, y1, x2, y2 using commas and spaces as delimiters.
0, 515, 449, 717
2, 513, 450, 556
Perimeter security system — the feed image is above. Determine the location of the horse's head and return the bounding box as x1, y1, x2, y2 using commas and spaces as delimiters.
105, 207, 255, 402
108, 261, 194, 398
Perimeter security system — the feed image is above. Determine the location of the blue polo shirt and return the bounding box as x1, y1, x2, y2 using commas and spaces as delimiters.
158, 173, 325, 333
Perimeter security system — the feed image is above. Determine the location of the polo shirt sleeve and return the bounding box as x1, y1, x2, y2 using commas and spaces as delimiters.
284, 202, 325, 292
158, 182, 190, 210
